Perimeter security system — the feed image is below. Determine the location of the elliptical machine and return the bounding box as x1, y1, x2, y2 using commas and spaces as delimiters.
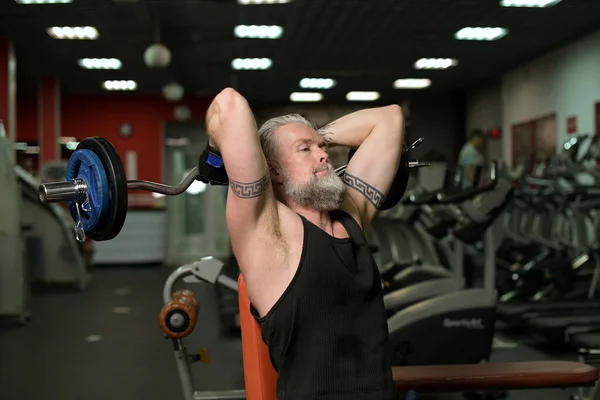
382, 170, 477, 314
379, 167, 477, 294
386, 162, 514, 366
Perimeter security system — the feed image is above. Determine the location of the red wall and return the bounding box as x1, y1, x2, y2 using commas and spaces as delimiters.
16, 94, 211, 182
17, 96, 38, 142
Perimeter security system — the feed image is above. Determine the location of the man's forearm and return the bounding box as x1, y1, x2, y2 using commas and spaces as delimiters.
205, 88, 256, 151
318, 105, 404, 148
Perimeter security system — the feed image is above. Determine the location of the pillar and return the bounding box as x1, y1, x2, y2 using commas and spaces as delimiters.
38, 76, 61, 165
0, 39, 17, 162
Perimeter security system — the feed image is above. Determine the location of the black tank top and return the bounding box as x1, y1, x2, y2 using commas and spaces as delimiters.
250, 210, 398, 400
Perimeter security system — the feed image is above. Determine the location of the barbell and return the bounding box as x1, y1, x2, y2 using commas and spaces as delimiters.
38, 136, 428, 242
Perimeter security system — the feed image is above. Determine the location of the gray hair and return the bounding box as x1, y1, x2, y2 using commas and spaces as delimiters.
257, 113, 316, 161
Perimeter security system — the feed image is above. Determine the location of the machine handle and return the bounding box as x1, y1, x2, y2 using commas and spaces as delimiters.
436, 161, 498, 204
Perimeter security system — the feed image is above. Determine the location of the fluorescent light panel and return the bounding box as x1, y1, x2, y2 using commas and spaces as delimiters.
500, 0, 561, 7
290, 92, 322, 102
238, 0, 292, 4
47, 26, 99, 40
346, 91, 380, 102
455, 27, 508, 41
231, 58, 272, 70
299, 78, 336, 89
234, 25, 283, 39
103, 80, 137, 91
16, 0, 72, 3
414, 58, 458, 70
78, 58, 122, 70
393, 79, 432, 89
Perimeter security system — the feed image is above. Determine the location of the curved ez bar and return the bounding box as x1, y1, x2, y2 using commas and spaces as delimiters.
334, 160, 430, 177
128, 166, 199, 195
38, 166, 201, 204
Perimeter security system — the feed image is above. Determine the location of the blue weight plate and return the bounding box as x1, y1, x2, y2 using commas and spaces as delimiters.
65, 149, 110, 231
76, 137, 128, 241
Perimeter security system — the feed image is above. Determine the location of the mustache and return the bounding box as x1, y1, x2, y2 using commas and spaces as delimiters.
314, 164, 333, 173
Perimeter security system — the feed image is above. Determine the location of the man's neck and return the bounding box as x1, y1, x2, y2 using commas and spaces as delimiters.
288, 202, 333, 232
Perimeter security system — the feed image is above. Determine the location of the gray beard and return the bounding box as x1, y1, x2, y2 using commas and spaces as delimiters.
282, 167, 345, 211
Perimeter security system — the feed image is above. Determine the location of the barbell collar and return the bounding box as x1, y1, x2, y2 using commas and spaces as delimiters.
38, 178, 88, 204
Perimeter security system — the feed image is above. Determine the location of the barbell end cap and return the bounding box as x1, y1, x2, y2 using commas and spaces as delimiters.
38, 185, 49, 203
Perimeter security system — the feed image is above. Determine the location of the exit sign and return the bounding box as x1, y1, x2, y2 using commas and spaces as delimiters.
567, 115, 578, 134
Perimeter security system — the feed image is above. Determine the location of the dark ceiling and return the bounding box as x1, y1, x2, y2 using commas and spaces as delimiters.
1, 0, 600, 105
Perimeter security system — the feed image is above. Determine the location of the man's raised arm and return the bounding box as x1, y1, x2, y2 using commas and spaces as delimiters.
318, 105, 405, 228
206, 88, 279, 255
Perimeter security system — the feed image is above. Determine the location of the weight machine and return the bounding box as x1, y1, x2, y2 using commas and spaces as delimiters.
159, 257, 246, 400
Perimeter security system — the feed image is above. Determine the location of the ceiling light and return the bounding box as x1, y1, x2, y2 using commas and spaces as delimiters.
234, 25, 283, 39
500, 0, 561, 7
299, 78, 336, 89
231, 58, 273, 70
414, 58, 458, 70
102, 80, 137, 91
454, 27, 508, 41
16, 0, 72, 3
346, 91, 380, 102
47, 26, 99, 40
290, 92, 323, 102
238, 0, 292, 4
393, 79, 432, 89
78, 58, 122, 70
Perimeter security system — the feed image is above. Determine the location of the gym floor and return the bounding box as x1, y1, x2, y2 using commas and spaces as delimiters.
0, 266, 579, 400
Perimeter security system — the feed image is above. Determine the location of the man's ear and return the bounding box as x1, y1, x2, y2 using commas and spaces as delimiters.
268, 161, 283, 184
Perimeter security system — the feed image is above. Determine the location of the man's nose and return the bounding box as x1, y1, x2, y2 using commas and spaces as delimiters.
318, 148, 329, 164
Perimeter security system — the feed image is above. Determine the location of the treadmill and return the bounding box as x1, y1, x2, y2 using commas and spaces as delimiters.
497, 157, 600, 329
512, 139, 600, 343
526, 241, 600, 345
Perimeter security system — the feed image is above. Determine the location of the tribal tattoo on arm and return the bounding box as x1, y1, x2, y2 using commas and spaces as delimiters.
342, 173, 386, 209
229, 175, 271, 199
318, 122, 336, 144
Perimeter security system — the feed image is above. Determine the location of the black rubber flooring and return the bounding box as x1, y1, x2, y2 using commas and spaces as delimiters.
0, 265, 244, 400
0, 266, 590, 400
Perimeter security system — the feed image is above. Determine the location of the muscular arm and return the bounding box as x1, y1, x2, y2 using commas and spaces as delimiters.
206, 88, 279, 263
319, 105, 405, 227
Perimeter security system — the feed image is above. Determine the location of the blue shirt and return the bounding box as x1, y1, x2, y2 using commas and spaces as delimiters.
458, 143, 483, 167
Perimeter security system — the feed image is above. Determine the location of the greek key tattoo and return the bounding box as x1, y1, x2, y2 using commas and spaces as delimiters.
318, 122, 336, 144
342, 173, 386, 209
229, 175, 270, 199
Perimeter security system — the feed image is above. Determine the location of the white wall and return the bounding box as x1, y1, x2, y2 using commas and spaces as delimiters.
500, 28, 600, 164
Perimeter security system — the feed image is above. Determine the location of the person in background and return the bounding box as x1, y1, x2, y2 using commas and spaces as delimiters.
458, 129, 486, 186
